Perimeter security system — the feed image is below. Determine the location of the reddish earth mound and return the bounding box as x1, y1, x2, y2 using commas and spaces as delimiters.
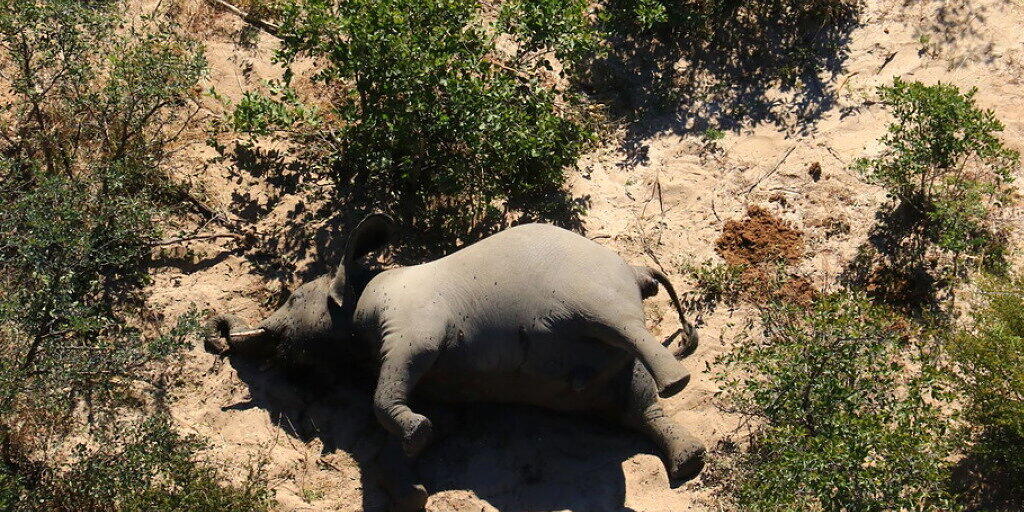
716, 206, 815, 305
716, 206, 803, 267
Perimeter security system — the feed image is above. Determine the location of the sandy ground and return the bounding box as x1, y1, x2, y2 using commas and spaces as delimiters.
146, 0, 1024, 510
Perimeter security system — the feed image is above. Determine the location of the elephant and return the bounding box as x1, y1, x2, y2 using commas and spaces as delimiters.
206, 214, 705, 510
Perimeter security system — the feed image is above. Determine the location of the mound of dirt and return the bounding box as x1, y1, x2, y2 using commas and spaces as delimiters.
715, 206, 803, 267
716, 206, 817, 305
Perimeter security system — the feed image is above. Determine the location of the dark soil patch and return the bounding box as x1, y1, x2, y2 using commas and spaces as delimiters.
776, 276, 817, 306
737, 267, 818, 307
807, 161, 822, 181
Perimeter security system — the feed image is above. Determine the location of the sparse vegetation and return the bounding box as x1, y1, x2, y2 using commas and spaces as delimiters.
950, 273, 1024, 502
856, 79, 1019, 287
712, 292, 956, 511
0, 1, 268, 508
677, 259, 745, 320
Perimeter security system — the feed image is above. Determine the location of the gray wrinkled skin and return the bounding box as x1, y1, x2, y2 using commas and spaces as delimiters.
208, 216, 704, 511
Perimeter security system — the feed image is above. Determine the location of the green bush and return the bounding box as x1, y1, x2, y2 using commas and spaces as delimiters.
857, 79, 1019, 272
0, 414, 270, 512
0, 0, 202, 422
713, 292, 955, 511
676, 259, 745, 320
0, 1, 269, 509
497, 0, 601, 69
951, 274, 1024, 484
226, 0, 597, 237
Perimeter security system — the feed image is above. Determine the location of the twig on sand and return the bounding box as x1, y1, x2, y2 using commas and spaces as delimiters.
148, 233, 242, 246
655, 175, 664, 215
877, 52, 898, 73
205, 0, 281, 36
824, 144, 846, 165
745, 146, 797, 195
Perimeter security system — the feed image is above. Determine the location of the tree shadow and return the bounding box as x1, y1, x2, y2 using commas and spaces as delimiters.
585, 1, 862, 166
840, 201, 945, 314
904, 0, 996, 70
222, 355, 658, 511
950, 429, 1024, 512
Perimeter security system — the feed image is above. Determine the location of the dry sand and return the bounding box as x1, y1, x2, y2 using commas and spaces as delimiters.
146, 0, 1024, 509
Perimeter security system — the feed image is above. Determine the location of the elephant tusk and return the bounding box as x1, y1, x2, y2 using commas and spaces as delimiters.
228, 327, 267, 339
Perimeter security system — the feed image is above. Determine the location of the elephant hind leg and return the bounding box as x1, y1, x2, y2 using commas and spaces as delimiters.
599, 321, 690, 398
618, 362, 705, 482
637, 403, 705, 482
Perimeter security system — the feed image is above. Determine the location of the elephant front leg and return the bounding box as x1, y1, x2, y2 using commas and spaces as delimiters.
374, 342, 440, 458
368, 438, 428, 512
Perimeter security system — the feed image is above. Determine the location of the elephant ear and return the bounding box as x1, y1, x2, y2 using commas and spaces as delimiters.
330, 213, 396, 303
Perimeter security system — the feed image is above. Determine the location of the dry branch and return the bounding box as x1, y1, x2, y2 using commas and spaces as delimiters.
205, 0, 280, 36
148, 233, 242, 246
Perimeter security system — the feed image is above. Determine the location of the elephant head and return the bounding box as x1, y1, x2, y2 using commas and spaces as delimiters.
204, 213, 396, 365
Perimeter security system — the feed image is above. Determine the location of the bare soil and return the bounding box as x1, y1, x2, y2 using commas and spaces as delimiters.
715, 206, 817, 306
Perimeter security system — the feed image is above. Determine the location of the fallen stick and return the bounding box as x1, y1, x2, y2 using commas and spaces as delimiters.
745, 146, 796, 195
148, 233, 242, 246
205, 0, 281, 36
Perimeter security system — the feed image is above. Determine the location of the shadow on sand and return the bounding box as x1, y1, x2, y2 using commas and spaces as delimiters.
586, 1, 862, 167
222, 355, 662, 511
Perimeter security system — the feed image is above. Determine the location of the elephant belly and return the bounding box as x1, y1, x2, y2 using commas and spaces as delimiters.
417, 329, 634, 413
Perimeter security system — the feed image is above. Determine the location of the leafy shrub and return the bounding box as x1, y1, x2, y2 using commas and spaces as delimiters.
0, 1, 268, 509
226, 0, 597, 238
0, 0, 201, 420
497, 0, 602, 69
0, 0, 206, 202
951, 274, 1024, 487
713, 292, 955, 511
677, 259, 745, 320
857, 79, 1019, 273
0, 413, 270, 512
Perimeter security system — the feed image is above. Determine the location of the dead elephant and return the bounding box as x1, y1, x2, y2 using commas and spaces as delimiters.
206, 214, 705, 510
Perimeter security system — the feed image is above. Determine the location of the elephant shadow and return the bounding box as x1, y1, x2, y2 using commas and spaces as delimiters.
223, 355, 656, 511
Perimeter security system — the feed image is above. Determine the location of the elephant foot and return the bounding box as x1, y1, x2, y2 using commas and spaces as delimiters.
401, 414, 434, 458
387, 483, 428, 512
655, 369, 690, 399
666, 440, 705, 483
372, 437, 428, 512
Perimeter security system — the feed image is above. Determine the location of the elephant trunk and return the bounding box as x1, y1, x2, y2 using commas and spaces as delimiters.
204, 314, 276, 357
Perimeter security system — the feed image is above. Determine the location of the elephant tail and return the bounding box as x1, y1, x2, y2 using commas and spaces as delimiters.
633, 266, 698, 359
